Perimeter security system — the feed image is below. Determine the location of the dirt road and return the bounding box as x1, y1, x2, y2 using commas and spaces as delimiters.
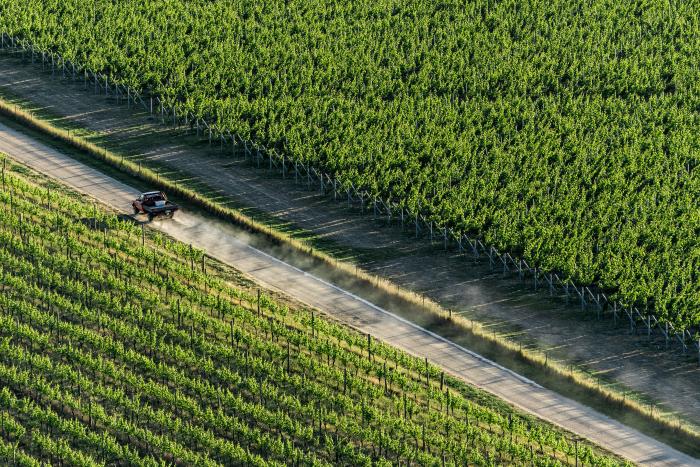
0, 121, 696, 465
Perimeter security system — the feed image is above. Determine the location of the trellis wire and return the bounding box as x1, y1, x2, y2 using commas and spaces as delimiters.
1, 32, 697, 363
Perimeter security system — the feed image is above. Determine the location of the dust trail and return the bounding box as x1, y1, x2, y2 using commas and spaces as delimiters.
154, 208, 538, 381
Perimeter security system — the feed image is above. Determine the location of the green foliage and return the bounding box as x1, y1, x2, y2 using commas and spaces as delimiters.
0, 164, 625, 465
1, 0, 699, 328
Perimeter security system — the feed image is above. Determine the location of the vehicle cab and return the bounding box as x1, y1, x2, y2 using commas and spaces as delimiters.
133, 191, 167, 213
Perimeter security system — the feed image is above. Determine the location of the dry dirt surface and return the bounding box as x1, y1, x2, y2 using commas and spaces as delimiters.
0, 51, 698, 430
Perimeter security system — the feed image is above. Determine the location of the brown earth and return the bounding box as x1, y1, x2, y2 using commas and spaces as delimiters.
0, 50, 698, 429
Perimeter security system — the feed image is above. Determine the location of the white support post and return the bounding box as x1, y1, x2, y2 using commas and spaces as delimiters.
629, 307, 634, 333
534, 268, 538, 290
681, 332, 687, 355
518, 260, 523, 281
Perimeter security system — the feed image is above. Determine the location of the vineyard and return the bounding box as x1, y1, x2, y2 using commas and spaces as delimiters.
0, 158, 626, 465
0, 2, 698, 331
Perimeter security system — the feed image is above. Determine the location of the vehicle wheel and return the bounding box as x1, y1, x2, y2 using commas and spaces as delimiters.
133, 206, 139, 215
148, 213, 154, 222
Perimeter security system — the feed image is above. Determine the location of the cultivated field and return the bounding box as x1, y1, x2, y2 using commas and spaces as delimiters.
0, 159, 627, 465
0, 57, 698, 433
1, 0, 698, 332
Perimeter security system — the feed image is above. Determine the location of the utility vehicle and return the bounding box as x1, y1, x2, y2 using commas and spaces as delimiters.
132, 191, 178, 221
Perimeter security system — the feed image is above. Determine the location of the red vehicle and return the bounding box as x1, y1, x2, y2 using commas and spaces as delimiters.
132, 191, 179, 221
